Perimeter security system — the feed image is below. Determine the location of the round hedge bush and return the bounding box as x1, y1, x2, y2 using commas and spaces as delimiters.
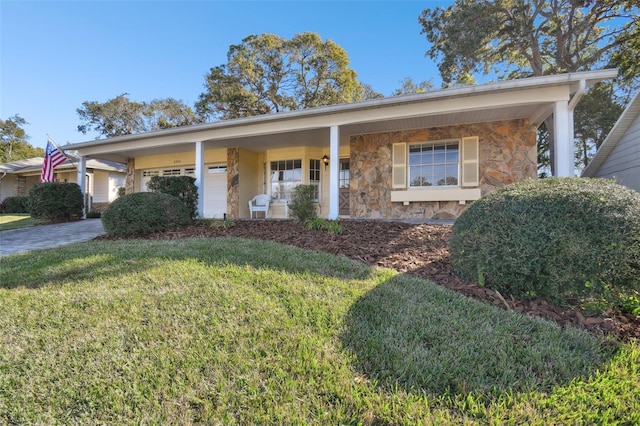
450, 178, 640, 306
101, 192, 191, 237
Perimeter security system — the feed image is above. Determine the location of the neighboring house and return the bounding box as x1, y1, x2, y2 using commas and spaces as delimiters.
63, 70, 617, 220
0, 157, 126, 212
582, 91, 640, 192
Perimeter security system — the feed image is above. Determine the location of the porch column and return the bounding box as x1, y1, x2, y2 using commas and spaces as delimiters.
328, 125, 340, 219
553, 100, 573, 177
194, 141, 205, 218
76, 156, 87, 218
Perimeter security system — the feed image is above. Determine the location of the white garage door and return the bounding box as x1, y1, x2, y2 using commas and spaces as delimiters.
203, 165, 227, 218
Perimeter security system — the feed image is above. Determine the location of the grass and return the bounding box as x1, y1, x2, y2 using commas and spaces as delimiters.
0, 213, 42, 231
0, 237, 638, 424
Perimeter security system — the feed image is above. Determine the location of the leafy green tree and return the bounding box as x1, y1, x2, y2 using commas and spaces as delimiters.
0, 115, 44, 162
391, 77, 434, 96
77, 94, 201, 138
419, 0, 638, 174
143, 98, 202, 131
574, 82, 624, 169
196, 32, 379, 120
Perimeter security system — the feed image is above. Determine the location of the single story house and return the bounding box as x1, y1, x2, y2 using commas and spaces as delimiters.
0, 157, 126, 212
62, 69, 618, 220
581, 91, 640, 192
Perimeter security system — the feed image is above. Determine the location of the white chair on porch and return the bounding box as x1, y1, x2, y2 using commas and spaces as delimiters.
248, 194, 272, 218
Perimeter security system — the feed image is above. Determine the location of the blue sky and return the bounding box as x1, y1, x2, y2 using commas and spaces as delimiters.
1, 0, 456, 150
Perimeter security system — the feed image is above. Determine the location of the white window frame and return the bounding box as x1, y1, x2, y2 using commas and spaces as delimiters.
270, 159, 302, 201
309, 159, 321, 201
408, 139, 460, 188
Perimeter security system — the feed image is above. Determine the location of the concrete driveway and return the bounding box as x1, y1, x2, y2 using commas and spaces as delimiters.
0, 219, 105, 257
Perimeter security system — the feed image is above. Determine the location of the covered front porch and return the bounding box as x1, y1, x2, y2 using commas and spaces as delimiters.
63, 70, 617, 220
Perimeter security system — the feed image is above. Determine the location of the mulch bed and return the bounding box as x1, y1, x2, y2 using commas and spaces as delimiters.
102, 219, 640, 342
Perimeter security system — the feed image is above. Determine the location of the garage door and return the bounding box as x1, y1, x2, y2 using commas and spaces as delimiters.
203, 165, 227, 218
139, 170, 159, 192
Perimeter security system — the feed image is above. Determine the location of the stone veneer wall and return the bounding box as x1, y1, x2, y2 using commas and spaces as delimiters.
350, 119, 537, 220
125, 159, 136, 195
227, 148, 240, 218
16, 176, 27, 197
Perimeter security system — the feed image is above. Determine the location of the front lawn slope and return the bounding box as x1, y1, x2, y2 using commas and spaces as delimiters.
0, 238, 637, 425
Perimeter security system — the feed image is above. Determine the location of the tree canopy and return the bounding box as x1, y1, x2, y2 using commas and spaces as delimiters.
77, 94, 201, 138
196, 32, 380, 120
391, 77, 434, 96
419, 0, 638, 84
419, 0, 639, 174
0, 115, 44, 163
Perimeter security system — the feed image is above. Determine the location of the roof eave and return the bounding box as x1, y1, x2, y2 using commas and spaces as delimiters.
63, 69, 618, 151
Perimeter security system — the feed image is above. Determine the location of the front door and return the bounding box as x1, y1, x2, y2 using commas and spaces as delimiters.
339, 159, 350, 216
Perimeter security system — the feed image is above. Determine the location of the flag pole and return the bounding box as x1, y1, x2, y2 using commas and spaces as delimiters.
46, 134, 78, 171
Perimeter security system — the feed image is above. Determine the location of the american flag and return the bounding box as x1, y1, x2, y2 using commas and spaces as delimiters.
40, 138, 67, 182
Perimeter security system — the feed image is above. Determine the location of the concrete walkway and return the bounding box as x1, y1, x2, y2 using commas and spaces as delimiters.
0, 219, 106, 257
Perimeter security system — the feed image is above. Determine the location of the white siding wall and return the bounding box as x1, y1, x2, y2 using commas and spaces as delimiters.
0, 175, 18, 202
593, 113, 640, 191
93, 170, 108, 203
109, 173, 126, 201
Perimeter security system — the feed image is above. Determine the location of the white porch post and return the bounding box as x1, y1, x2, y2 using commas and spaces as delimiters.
328, 126, 340, 219
194, 141, 205, 218
553, 100, 573, 177
76, 156, 87, 218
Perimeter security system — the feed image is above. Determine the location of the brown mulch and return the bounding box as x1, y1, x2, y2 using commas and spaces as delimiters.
102, 219, 640, 343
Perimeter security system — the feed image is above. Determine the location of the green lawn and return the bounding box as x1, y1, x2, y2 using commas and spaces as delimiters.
0, 237, 638, 424
0, 213, 43, 231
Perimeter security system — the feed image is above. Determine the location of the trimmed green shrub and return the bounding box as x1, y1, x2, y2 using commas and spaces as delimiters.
1, 196, 30, 213
147, 176, 198, 219
101, 192, 191, 237
28, 183, 83, 222
288, 184, 319, 223
450, 178, 640, 308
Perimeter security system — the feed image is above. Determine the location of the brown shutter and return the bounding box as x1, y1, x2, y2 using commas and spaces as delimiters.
461, 136, 479, 187
392, 143, 407, 189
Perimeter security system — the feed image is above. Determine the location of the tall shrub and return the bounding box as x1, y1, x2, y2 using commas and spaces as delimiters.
450, 178, 640, 307
147, 176, 198, 219
29, 182, 83, 222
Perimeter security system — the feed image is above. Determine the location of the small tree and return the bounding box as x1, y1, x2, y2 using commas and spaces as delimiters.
288, 184, 318, 223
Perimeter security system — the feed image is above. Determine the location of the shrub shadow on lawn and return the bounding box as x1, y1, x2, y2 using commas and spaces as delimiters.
340, 274, 619, 399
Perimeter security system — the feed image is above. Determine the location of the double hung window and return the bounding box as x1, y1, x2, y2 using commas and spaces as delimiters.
409, 141, 459, 187
392, 136, 479, 190
270, 160, 302, 200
